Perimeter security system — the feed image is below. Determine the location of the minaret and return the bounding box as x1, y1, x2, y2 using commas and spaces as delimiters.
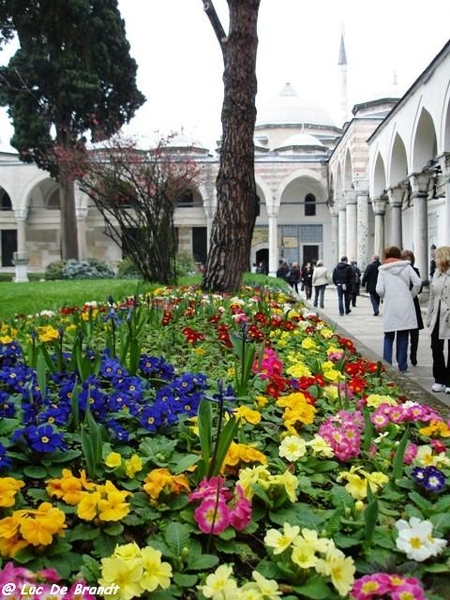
338, 26, 348, 126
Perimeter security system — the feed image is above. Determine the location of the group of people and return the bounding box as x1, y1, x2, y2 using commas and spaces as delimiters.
276, 245, 450, 395
356, 245, 450, 396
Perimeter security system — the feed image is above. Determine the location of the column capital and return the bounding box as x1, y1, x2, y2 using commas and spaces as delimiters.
353, 178, 369, 194
344, 189, 357, 206
14, 208, 29, 221
76, 206, 89, 219
408, 172, 432, 196
387, 186, 406, 208
372, 197, 386, 215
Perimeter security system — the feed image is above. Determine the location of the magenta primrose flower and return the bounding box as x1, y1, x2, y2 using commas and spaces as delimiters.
194, 497, 230, 534
351, 572, 426, 600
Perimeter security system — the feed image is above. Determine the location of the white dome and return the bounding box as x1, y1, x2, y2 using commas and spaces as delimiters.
275, 132, 327, 151
257, 82, 335, 128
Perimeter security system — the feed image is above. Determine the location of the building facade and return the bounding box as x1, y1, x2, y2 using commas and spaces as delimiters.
1, 39, 449, 280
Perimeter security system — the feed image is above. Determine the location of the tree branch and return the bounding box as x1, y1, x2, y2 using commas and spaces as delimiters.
202, 0, 228, 56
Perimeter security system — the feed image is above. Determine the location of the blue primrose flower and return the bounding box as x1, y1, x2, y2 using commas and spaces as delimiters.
412, 465, 446, 493
25, 424, 66, 453
0, 442, 12, 469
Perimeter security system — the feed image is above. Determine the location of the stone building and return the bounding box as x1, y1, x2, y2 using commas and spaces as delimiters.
0, 36, 449, 280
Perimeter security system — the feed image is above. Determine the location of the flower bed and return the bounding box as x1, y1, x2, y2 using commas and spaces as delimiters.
0, 285, 449, 599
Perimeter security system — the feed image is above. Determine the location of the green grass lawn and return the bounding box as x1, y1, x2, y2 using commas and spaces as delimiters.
0, 279, 158, 321
0, 273, 287, 321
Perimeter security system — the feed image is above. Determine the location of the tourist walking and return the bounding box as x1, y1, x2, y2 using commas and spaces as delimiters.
286, 262, 301, 294
301, 262, 314, 300
376, 246, 422, 373
350, 261, 361, 307
425, 246, 450, 394
362, 255, 381, 316
312, 260, 330, 308
332, 256, 354, 316
401, 249, 424, 366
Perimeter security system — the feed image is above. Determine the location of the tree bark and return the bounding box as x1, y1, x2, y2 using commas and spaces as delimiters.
201, 0, 260, 292
58, 131, 79, 260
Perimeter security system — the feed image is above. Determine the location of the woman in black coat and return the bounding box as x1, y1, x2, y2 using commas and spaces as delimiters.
402, 250, 424, 366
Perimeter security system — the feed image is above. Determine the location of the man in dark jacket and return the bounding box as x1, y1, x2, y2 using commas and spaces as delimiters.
332, 256, 354, 316
362, 255, 381, 316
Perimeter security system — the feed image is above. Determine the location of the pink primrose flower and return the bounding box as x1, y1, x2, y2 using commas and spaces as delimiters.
194, 497, 230, 534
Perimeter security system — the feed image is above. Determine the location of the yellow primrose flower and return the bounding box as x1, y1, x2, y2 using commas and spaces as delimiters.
105, 452, 123, 469
419, 419, 450, 438
223, 442, 267, 470
291, 540, 318, 569
99, 556, 143, 600
264, 522, 300, 554
125, 454, 143, 478
414, 444, 450, 468
241, 571, 282, 599
307, 434, 334, 458
77, 490, 101, 521
255, 394, 269, 408
18, 503, 66, 546
322, 385, 339, 402
198, 564, 238, 600
0, 478, 25, 508
238, 465, 271, 499
272, 470, 299, 502
279, 435, 307, 462
143, 468, 190, 500
36, 325, 59, 343
301, 338, 318, 350
286, 362, 312, 378
140, 546, 173, 592
366, 394, 398, 408
0, 334, 13, 344
319, 327, 334, 339
315, 547, 355, 597
113, 541, 142, 561
45, 469, 86, 505
97, 481, 132, 521
235, 405, 261, 425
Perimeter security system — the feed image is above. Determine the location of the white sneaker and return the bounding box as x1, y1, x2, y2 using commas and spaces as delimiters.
431, 383, 446, 393
446, 387, 450, 394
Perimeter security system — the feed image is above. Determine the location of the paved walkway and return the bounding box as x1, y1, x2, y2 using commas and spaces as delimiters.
298, 287, 450, 414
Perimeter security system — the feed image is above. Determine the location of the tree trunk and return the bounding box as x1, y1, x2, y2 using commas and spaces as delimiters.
201, 0, 260, 292
58, 132, 79, 260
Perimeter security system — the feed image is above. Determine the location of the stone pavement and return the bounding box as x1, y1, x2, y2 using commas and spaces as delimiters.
298, 286, 450, 415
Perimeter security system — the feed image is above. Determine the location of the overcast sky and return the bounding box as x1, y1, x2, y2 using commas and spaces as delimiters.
1, 1, 449, 151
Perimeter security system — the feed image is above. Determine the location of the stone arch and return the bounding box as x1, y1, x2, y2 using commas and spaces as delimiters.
344, 147, 353, 189
411, 106, 437, 172
441, 80, 450, 150
22, 172, 58, 211
388, 132, 408, 187
275, 168, 327, 207
372, 151, 387, 198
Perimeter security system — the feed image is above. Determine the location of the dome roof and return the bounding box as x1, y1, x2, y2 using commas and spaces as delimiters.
274, 132, 328, 152
256, 82, 335, 128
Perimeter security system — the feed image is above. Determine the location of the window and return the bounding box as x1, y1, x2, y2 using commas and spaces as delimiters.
304, 193, 316, 217
0, 189, 12, 211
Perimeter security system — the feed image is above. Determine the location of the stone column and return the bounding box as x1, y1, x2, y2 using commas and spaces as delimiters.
76, 206, 88, 260
13, 209, 29, 282
354, 179, 369, 269
338, 195, 346, 258
330, 206, 339, 267
372, 198, 386, 259
436, 153, 450, 242
387, 186, 404, 249
344, 189, 357, 261
409, 172, 432, 283
267, 203, 279, 277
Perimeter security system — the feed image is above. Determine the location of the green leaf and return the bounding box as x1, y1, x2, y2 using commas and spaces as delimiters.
292, 576, 334, 599
173, 454, 200, 474
197, 399, 212, 464
173, 573, 198, 587
164, 521, 191, 556
23, 465, 48, 478
186, 554, 219, 570
392, 426, 409, 479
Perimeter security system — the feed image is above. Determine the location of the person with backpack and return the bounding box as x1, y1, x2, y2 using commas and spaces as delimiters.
332, 256, 354, 316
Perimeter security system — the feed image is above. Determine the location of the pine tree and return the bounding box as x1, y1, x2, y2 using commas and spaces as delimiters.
0, 0, 145, 260
201, 0, 261, 292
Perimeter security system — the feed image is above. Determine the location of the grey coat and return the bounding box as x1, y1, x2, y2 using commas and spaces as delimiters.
376, 260, 421, 332
426, 269, 450, 339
